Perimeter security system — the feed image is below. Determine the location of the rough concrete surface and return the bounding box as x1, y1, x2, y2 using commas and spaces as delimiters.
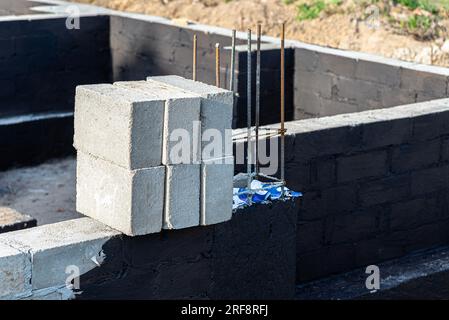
0, 157, 80, 226
201, 156, 234, 225
0, 217, 120, 295
76, 151, 165, 236
0, 241, 31, 299
114, 81, 202, 165
74, 84, 165, 170
164, 164, 200, 230
148, 75, 234, 161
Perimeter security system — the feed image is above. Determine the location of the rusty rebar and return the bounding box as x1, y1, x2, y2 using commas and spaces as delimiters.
230, 29, 236, 92
247, 28, 252, 191
215, 43, 221, 87
280, 22, 286, 192
255, 23, 261, 177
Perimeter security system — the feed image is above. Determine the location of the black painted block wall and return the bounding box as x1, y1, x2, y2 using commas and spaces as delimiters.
1, 14, 294, 170
0, 16, 111, 170
0, 115, 74, 169
236, 102, 449, 284
76, 200, 298, 299
0, 16, 111, 118
232, 47, 294, 128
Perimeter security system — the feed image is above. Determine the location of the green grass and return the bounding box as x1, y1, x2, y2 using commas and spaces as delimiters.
407, 14, 432, 29
297, 1, 326, 20
296, 0, 343, 21
393, 0, 439, 14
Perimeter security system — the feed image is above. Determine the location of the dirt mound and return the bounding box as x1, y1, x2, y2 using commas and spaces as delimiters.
72, 0, 449, 67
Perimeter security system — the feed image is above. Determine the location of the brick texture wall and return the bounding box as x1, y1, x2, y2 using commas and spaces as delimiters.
0, 16, 111, 118
294, 47, 449, 119
236, 98, 449, 283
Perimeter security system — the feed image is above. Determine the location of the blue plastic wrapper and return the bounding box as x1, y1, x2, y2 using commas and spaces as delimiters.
233, 180, 302, 210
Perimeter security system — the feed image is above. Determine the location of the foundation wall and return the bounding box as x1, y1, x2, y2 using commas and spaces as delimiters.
294, 46, 449, 119
0, 16, 111, 118
0, 200, 297, 300
0, 15, 111, 169
251, 98, 449, 282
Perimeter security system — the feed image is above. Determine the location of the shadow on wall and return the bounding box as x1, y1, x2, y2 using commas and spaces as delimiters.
75, 200, 298, 299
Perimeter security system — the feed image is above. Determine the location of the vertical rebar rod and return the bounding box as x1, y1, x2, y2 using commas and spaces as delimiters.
193, 34, 197, 81
255, 23, 261, 177
230, 30, 236, 92
247, 28, 252, 190
215, 43, 220, 87
280, 22, 286, 193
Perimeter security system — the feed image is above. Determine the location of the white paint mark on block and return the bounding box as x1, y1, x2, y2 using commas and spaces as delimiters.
76, 151, 165, 236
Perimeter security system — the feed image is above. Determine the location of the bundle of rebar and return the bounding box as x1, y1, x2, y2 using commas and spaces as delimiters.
192, 22, 288, 198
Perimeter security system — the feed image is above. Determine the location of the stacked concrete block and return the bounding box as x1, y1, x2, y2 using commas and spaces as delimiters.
114, 80, 202, 165
147, 76, 234, 226
74, 83, 171, 236
75, 76, 234, 235
164, 164, 201, 229
74, 83, 165, 169
147, 75, 233, 161
201, 157, 234, 225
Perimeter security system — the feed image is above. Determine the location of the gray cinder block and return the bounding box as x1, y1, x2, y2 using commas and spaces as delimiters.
147, 75, 233, 161
0, 242, 31, 299
76, 151, 165, 236
74, 84, 165, 170
114, 80, 202, 165
0, 218, 120, 292
355, 60, 401, 87
201, 156, 234, 226
400, 68, 447, 97
164, 164, 200, 229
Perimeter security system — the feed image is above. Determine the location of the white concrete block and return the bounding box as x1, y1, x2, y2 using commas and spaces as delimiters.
0, 218, 120, 291
0, 242, 31, 299
76, 151, 165, 236
114, 81, 202, 165
74, 84, 165, 169
164, 164, 200, 229
148, 75, 233, 160
201, 157, 234, 225
20, 287, 72, 300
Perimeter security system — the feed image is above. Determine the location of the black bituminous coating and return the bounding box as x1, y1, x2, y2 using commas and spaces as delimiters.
76, 199, 299, 300
0, 115, 75, 170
